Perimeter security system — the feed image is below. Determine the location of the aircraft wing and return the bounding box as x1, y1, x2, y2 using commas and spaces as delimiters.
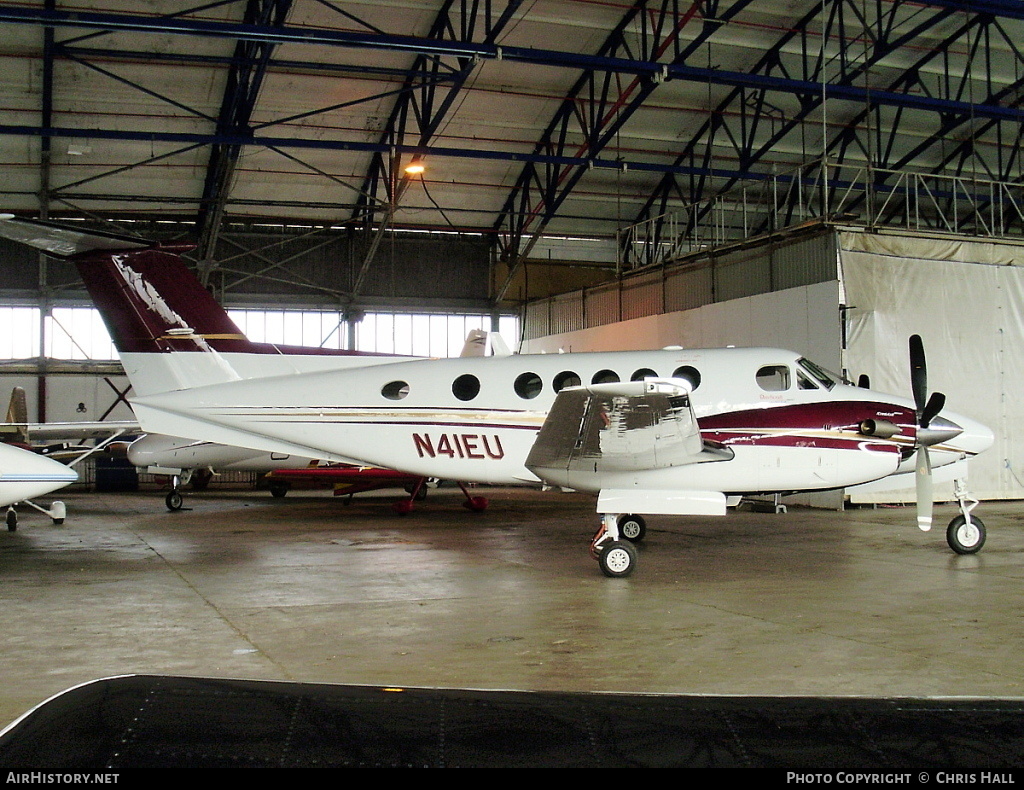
264, 465, 425, 497
15, 420, 140, 441
525, 379, 732, 492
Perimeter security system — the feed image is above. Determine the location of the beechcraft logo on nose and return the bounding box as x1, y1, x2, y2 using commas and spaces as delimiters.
413, 433, 505, 460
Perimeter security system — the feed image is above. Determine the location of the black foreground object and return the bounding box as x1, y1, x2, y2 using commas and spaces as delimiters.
2, 674, 1023, 769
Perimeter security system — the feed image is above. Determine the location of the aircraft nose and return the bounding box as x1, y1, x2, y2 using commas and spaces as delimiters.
929, 413, 994, 456
957, 415, 995, 456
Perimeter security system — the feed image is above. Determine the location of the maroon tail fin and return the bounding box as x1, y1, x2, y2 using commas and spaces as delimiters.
74, 246, 257, 355
0, 216, 369, 358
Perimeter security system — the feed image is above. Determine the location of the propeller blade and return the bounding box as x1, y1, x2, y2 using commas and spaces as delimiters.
920, 391, 946, 429
915, 446, 933, 531
909, 334, 927, 414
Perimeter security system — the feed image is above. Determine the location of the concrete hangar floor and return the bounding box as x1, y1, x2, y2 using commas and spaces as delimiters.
1, 484, 1023, 764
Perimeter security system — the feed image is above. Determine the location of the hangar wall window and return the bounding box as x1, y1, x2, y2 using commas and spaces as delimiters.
0, 307, 41, 358
231, 309, 519, 358
0, 306, 118, 361
229, 309, 349, 350
353, 312, 519, 357
0, 306, 519, 361
45, 308, 118, 361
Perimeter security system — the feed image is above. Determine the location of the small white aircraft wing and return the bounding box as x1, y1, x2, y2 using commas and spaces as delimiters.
0, 388, 139, 446
525, 378, 732, 492
17, 421, 140, 441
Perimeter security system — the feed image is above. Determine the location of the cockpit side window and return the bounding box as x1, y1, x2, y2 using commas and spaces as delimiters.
797, 370, 818, 390
797, 358, 837, 390
756, 364, 791, 392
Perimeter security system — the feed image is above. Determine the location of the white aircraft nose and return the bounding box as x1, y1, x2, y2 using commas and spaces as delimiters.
0, 443, 78, 506
947, 412, 995, 457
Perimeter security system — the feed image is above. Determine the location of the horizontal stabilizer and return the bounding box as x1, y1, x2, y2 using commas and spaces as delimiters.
0, 215, 152, 257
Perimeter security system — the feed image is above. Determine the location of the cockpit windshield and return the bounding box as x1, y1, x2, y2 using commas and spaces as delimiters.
797, 358, 838, 391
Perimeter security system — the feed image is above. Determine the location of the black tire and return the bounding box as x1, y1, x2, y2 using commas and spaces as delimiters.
269, 482, 289, 498
165, 490, 184, 511
947, 514, 986, 555
598, 540, 637, 578
6, 509, 16, 532
620, 514, 647, 542
405, 482, 428, 501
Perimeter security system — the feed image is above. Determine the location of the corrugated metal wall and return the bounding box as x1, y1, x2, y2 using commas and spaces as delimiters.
523, 228, 838, 340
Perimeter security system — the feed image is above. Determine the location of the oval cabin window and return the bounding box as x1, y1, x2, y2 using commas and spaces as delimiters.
553, 371, 581, 392
514, 372, 543, 399
591, 369, 619, 385
672, 365, 701, 391
452, 374, 481, 401
382, 381, 410, 400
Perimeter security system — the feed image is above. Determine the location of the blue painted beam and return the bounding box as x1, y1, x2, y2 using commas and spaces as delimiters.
1, 5, 1020, 123
0, 122, 772, 181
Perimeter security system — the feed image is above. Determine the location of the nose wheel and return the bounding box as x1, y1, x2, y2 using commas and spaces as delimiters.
947, 514, 986, 554
946, 478, 985, 555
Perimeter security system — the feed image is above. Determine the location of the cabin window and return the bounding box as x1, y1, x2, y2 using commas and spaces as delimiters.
452, 374, 481, 401
514, 372, 543, 399
553, 371, 581, 392
756, 365, 791, 392
592, 369, 620, 385
631, 368, 658, 381
672, 365, 701, 391
382, 380, 410, 400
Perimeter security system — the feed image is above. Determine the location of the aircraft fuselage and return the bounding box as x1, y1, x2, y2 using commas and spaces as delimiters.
131, 347, 992, 497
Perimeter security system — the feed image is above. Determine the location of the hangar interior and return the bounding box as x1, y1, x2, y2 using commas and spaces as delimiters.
3, 0, 1024, 765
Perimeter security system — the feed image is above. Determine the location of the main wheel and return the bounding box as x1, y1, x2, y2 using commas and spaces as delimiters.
269, 481, 289, 498
598, 540, 637, 578
947, 514, 986, 555
6, 509, 16, 532
165, 490, 184, 511
620, 514, 647, 542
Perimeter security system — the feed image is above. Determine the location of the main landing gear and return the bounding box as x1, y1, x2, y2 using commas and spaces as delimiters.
164, 469, 213, 511
165, 473, 188, 511
591, 513, 644, 578
390, 480, 488, 515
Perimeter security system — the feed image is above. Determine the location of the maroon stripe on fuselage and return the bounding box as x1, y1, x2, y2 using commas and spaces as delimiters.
699, 401, 917, 436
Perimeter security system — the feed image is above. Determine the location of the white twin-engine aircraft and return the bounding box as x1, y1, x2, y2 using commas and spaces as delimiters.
0, 216, 993, 576
128, 341, 993, 577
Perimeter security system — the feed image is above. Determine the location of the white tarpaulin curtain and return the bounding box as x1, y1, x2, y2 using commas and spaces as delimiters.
839, 230, 1024, 501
